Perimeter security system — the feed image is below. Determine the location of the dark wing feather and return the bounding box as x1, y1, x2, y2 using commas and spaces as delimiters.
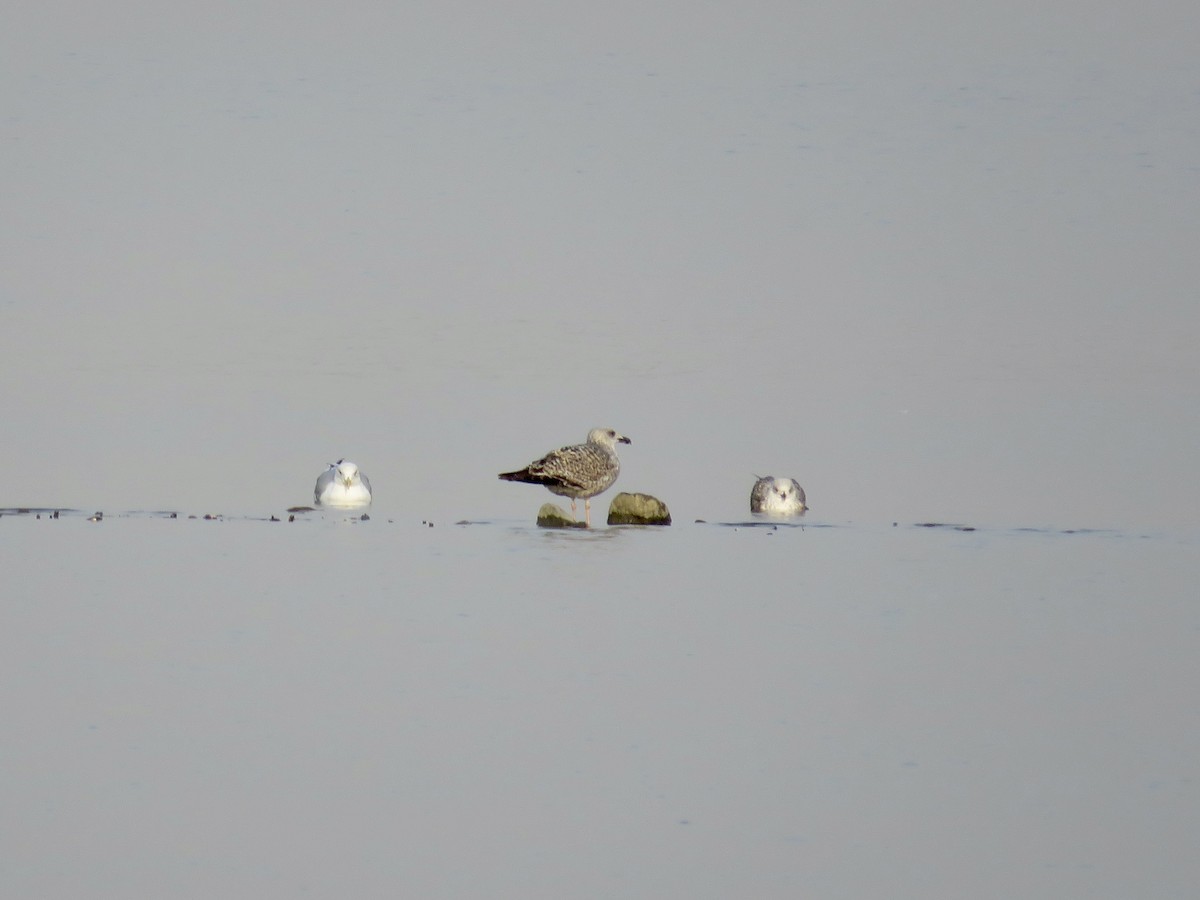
750, 476, 771, 511
499, 443, 609, 494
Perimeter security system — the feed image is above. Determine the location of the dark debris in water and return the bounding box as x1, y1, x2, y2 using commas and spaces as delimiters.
2, 507, 70, 518
2, 508, 186, 520
0, 508, 1135, 537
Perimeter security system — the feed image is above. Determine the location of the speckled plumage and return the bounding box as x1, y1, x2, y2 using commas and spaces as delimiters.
750, 475, 807, 515
499, 428, 631, 526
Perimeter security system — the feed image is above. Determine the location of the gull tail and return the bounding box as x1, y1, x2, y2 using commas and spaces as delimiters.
499, 468, 544, 485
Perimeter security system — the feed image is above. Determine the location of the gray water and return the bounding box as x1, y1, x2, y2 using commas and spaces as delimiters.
2, 514, 1196, 898
2, 1, 1198, 897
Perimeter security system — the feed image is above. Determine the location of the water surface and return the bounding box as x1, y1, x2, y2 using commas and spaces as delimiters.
2, 514, 1196, 897
2, 2, 1197, 896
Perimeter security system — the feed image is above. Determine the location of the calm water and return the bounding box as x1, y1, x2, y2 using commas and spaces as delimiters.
2, 1, 1198, 896
2, 513, 1197, 898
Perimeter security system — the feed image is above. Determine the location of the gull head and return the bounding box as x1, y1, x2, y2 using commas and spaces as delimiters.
333, 459, 361, 488
773, 478, 805, 510
587, 428, 631, 449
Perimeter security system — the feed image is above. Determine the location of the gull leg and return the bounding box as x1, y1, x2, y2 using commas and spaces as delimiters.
585, 498, 591, 527
570, 498, 578, 519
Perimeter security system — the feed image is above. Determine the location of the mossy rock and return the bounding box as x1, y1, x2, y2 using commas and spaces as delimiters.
536, 503, 587, 528
607, 492, 672, 526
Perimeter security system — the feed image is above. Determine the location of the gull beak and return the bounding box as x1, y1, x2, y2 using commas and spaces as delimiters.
619, 435, 631, 444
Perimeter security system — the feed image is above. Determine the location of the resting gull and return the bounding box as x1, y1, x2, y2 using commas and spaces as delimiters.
499, 427, 631, 526
750, 475, 807, 515
315, 459, 373, 508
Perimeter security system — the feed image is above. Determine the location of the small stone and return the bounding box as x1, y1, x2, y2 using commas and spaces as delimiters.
536, 503, 587, 529
607, 492, 671, 526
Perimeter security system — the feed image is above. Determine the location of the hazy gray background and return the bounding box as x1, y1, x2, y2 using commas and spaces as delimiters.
3, 4, 1199, 899
3, 1, 1196, 527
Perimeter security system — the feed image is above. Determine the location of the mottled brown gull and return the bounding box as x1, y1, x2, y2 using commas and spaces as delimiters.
315, 459, 373, 508
750, 475, 807, 515
499, 428, 631, 526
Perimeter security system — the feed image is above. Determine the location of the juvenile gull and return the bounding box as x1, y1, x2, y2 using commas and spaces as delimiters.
750, 475, 807, 515
499, 427, 631, 526
315, 459, 373, 508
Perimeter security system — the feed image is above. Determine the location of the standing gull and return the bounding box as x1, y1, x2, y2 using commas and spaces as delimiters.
315, 459, 373, 508
499, 428, 631, 526
750, 475, 807, 515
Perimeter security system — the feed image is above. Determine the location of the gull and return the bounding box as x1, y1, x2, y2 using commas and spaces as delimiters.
499, 428, 631, 526
750, 475, 807, 515
315, 459, 373, 508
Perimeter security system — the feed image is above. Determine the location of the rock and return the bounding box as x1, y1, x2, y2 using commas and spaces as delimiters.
607, 492, 672, 526
536, 503, 587, 528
